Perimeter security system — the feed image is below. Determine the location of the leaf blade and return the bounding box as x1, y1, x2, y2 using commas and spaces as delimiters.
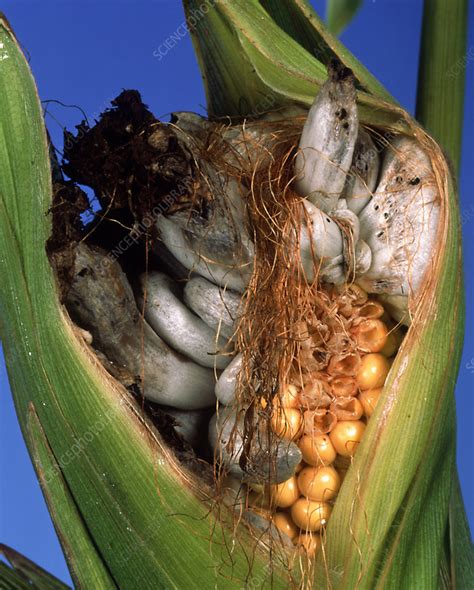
416, 0, 468, 172
259, 0, 395, 103
26, 405, 116, 590
0, 544, 70, 590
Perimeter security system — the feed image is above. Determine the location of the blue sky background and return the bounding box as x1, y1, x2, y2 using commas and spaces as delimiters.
0, 1, 472, 585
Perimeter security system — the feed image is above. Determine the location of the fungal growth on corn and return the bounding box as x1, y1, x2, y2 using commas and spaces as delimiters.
49, 60, 438, 581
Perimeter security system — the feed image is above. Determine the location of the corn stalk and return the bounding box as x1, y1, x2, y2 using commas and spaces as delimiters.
0, 1, 472, 588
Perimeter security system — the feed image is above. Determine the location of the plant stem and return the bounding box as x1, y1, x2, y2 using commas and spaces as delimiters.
416, 0, 468, 174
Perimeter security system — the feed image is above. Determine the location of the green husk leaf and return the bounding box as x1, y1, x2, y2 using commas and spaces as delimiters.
0, 563, 36, 590
416, 0, 473, 581
257, 0, 393, 102
262, 0, 393, 101
0, 544, 70, 590
0, 14, 290, 590
448, 474, 474, 587
26, 404, 115, 589
326, 0, 363, 35
185, 0, 399, 123
416, 0, 468, 172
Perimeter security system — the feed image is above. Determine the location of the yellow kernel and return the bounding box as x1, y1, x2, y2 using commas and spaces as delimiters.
270, 476, 300, 509
381, 328, 404, 357
356, 353, 390, 390
297, 466, 340, 502
275, 384, 300, 408
359, 387, 383, 417
294, 533, 321, 558
298, 435, 336, 466
291, 498, 332, 532
353, 319, 388, 353
271, 407, 303, 441
273, 512, 299, 540
329, 420, 366, 457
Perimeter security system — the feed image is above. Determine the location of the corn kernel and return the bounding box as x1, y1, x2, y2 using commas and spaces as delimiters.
353, 319, 388, 353
330, 396, 364, 420
297, 466, 340, 502
356, 353, 390, 390
329, 420, 366, 457
298, 434, 337, 466
273, 512, 299, 540
359, 387, 382, 417
276, 384, 300, 408
291, 498, 332, 532
294, 533, 321, 558
270, 476, 300, 509
271, 407, 303, 440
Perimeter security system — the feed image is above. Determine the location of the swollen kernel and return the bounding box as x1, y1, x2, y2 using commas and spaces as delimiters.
291, 498, 332, 532
297, 466, 340, 502
359, 387, 382, 417
353, 319, 388, 352
294, 533, 321, 558
329, 420, 366, 457
273, 512, 299, 540
356, 353, 390, 390
270, 476, 300, 509
298, 434, 337, 466
271, 407, 304, 440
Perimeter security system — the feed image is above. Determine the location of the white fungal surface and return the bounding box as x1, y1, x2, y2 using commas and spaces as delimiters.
215, 353, 242, 406
343, 129, 380, 215
139, 272, 232, 370
155, 175, 254, 293
294, 64, 358, 214
357, 136, 440, 299
293, 75, 439, 321
183, 276, 241, 341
